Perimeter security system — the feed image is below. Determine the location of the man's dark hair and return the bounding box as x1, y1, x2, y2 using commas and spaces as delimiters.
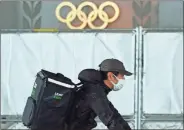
100, 71, 119, 80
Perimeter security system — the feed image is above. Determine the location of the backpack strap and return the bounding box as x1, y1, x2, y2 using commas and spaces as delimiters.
75, 82, 83, 86
74, 82, 83, 91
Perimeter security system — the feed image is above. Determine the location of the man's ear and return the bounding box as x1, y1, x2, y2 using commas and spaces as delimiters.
107, 72, 114, 80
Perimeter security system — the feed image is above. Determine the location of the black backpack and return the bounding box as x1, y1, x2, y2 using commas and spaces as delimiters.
22, 69, 82, 130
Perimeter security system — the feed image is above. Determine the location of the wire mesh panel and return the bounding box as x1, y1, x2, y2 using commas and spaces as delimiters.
140, 28, 183, 129
142, 30, 183, 114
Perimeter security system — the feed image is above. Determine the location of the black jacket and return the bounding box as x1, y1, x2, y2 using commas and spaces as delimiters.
67, 69, 131, 130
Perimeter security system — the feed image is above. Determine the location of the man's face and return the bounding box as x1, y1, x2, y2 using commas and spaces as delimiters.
107, 72, 125, 84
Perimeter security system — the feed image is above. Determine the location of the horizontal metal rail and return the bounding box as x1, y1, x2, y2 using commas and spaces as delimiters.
0, 0, 137, 1
143, 28, 183, 33
0, 29, 134, 33
1, 28, 182, 33
142, 114, 183, 122
1, 115, 134, 122
1, 114, 183, 123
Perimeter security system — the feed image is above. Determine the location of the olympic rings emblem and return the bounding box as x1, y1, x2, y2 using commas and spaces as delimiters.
55, 1, 120, 29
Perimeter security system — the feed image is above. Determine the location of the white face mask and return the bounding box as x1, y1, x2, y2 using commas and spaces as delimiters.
111, 75, 125, 91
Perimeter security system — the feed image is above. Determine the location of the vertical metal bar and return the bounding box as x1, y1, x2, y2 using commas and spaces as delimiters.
134, 27, 140, 129
139, 26, 144, 129
133, 28, 137, 117
137, 26, 143, 129
141, 28, 147, 126
0, 30, 1, 125
132, 28, 137, 130
134, 26, 143, 129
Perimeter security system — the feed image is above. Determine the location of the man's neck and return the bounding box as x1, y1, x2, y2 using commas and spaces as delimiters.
103, 80, 113, 89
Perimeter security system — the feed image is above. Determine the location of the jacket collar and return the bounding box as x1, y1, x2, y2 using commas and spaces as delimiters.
100, 82, 112, 94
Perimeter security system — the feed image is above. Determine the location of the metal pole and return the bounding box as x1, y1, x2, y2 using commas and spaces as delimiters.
134, 26, 144, 129
0, 29, 133, 33
139, 4, 145, 127
139, 26, 145, 129
138, 26, 144, 129
134, 27, 141, 129
134, 27, 138, 129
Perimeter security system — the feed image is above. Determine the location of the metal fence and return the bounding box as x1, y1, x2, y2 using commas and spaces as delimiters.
0, 26, 183, 129
135, 27, 183, 129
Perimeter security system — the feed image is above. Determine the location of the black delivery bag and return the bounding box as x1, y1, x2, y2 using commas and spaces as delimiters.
22, 69, 81, 130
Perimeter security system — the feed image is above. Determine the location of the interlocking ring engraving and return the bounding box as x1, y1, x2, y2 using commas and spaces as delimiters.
55, 1, 120, 29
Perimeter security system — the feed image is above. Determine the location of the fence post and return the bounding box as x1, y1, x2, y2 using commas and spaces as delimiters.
134, 26, 144, 129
